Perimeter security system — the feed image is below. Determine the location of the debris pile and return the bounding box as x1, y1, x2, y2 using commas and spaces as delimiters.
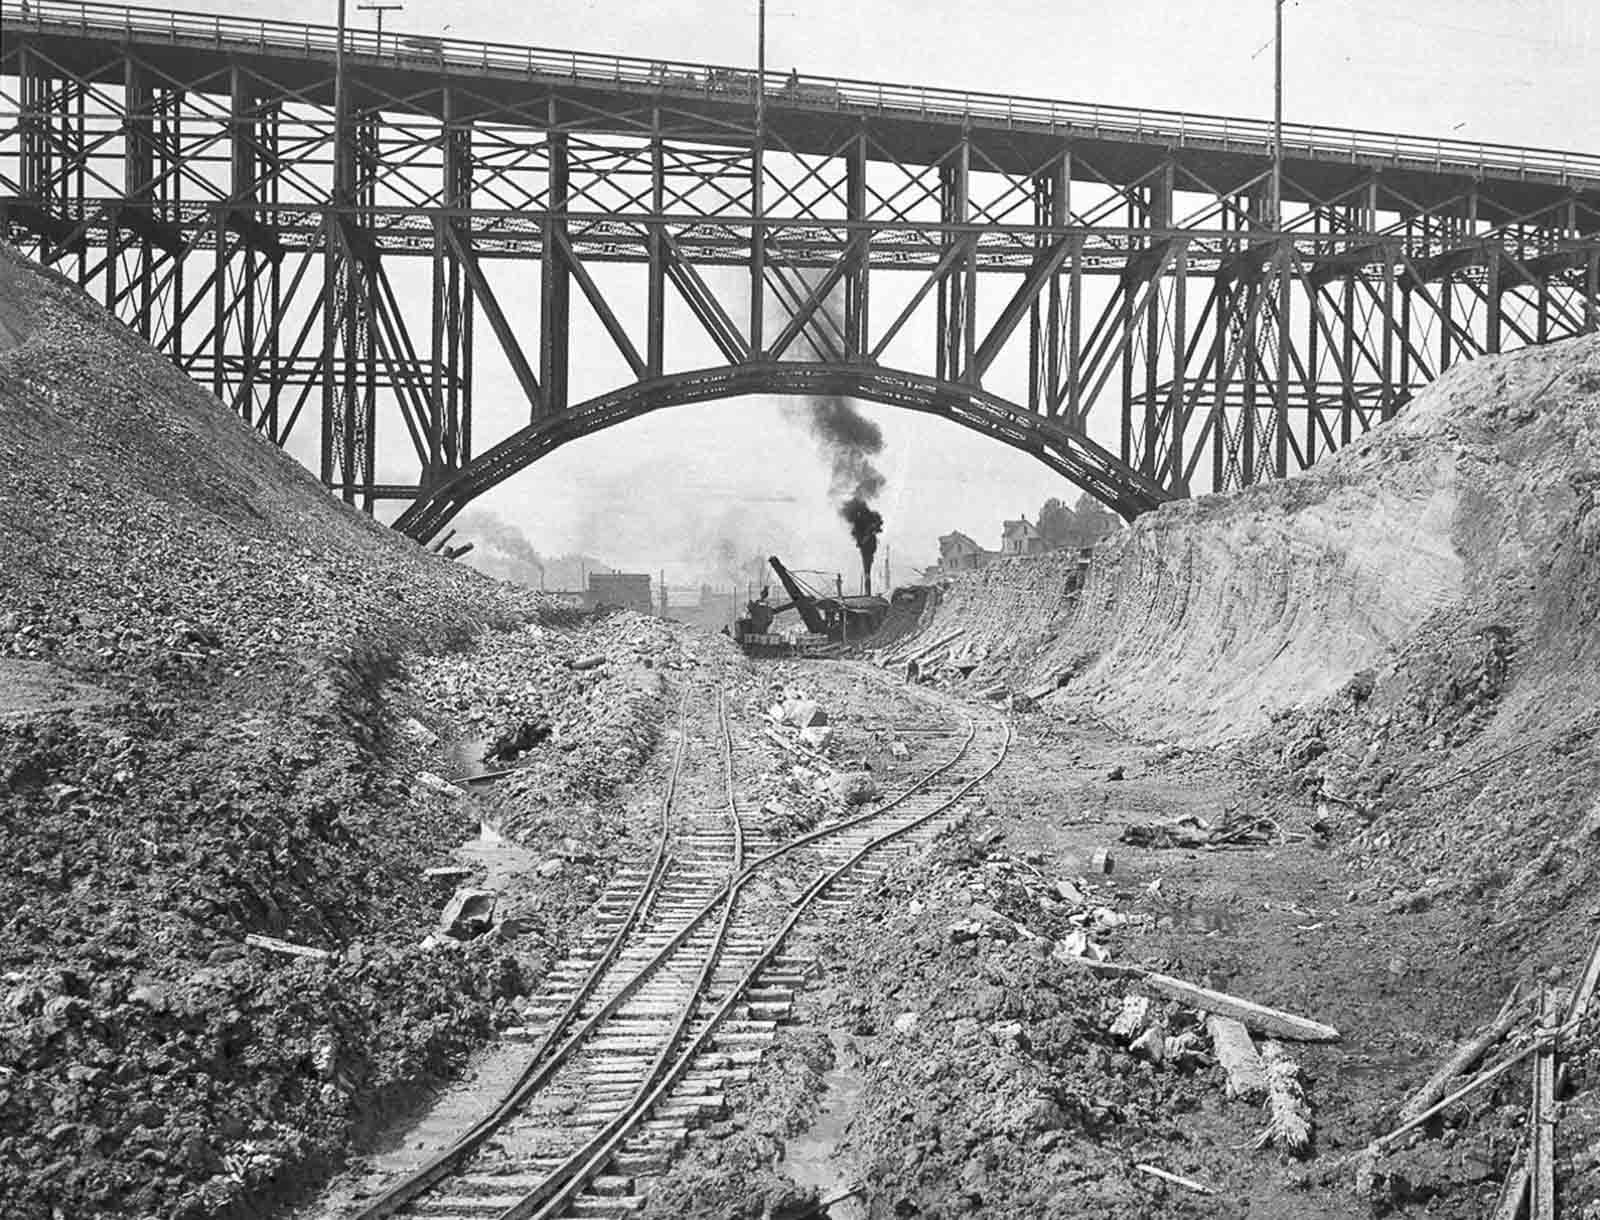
749, 682, 881, 837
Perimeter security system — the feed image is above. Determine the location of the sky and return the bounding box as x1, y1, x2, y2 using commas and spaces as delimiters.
114, 0, 1599, 582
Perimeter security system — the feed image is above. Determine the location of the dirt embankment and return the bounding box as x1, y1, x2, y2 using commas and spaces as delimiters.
862, 334, 1600, 1217
892, 334, 1600, 925
0, 243, 680, 1218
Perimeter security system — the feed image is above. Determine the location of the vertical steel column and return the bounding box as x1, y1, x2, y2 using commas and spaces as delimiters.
17, 46, 43, 203
432, 84, 472, 479
1485, 244, 1502, 354
646, 106, 666, 377
959, 132, 976, 383
123, 59, 159, 341
749, 87, 766, 358
1168, 237, 1188, 485
844, 129, 869, 360
936, 141, 970, 383
1066, 234, 1083, 429
1142, 165, 1173, 475
540, 102, 570, 415
224, 66, 254, 419
1586, 248, 1599, 334
1031, 150, 1069, 418
1273, 238, 1291, 478
1339, 205, 1357, 445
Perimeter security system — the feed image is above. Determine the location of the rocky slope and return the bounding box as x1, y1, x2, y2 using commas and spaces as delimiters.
0, 242, 680, 1218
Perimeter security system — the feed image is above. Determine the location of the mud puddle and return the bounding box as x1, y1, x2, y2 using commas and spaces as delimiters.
780, 1028, 868, 1219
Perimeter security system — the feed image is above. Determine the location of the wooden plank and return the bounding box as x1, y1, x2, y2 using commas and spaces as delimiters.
1134, 1163, 1215, 1195
244, 933, 333, 961
1372, 1041, 1543, 1153
1207, 1014, 1268, 1101
1530, 987, 1558, 1220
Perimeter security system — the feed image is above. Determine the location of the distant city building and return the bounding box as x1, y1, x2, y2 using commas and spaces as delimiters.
1000, 516, 1047, 556
938, 531, 994, 575
586, 572, 653, 614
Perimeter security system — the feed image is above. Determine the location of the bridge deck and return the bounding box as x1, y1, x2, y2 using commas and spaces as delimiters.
6, 0, 1600, 219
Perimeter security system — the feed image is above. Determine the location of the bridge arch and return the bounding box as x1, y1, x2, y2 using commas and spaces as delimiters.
393, 363, 1172, 542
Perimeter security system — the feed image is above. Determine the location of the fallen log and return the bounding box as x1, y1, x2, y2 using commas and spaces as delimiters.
1208, 1015, 1268, 1101
904, 627, 965, 664
1136, 971, 1341, 1042
1397, 983, 1523, 1123
1050, 955, 1339, 1040
244, 933, 333, 962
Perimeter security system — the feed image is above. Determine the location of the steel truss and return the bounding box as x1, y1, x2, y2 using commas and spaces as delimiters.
3, 1, 1598, 535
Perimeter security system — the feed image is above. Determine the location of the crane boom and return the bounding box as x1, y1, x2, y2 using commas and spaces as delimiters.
767, 555, 827, 635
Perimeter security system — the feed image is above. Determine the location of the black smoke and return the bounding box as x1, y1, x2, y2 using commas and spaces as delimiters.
840, 495, 883, 588
789, 393, 887, 588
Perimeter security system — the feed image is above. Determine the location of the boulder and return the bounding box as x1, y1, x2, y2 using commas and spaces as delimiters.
438, 888, 497, 939
828, 770, 877, 805
786, 700, 829, 729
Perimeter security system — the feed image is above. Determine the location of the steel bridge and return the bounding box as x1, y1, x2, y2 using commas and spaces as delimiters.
3, 2, 1599, 538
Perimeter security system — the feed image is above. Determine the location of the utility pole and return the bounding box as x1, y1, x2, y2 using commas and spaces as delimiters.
757, 0, 766, 118
1272, 0, 1284, 229
358, 1, 403, 51
334, 0, 348, 203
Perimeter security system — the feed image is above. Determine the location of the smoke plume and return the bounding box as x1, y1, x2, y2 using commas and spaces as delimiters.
454, 510, 545, 587
840, 495, 883, 584
786, 393, 887, 587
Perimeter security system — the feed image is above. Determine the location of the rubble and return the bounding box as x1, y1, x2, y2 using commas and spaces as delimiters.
0, 245, 684, 1217
1120, 809, 1278, 850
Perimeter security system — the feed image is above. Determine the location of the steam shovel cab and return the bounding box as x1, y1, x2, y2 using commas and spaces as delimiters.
733, 556, 888, 657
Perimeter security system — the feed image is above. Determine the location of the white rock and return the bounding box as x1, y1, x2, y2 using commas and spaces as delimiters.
798, 726, 834, 751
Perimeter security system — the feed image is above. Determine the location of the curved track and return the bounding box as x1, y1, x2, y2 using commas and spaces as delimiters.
347, 670, 1009, 1220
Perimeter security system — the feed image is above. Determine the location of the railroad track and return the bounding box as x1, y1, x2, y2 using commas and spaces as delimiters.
345, 669, 1008, 1220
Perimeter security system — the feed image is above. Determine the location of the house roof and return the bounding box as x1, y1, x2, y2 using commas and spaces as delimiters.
1001, 518, 1039, 536
939, 531, 981, 550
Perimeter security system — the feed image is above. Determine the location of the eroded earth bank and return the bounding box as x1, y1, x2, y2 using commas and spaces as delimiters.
3, 239, 1600, 1220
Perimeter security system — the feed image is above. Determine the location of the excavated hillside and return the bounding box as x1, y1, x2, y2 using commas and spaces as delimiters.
890, 332, 1600, 948
0, 243, 684, 1218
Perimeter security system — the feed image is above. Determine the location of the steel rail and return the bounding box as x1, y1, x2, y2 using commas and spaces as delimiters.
348, 678, 979, 1218
516, 710, 1014, 1220
5, 0, 1599, 185
348, 687, 705, 1220
490, 687, 750, 1217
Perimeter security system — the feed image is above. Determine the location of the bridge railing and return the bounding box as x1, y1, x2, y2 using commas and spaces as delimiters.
6, 0, 1600, 187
